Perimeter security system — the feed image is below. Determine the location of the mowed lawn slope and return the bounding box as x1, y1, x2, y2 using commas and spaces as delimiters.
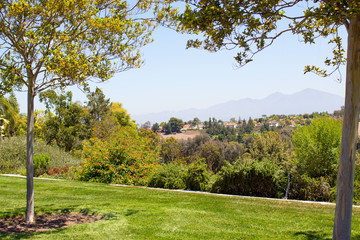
1, 176, 360, 240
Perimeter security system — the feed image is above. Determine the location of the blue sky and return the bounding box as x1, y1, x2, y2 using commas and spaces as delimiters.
15, 24, 347, 117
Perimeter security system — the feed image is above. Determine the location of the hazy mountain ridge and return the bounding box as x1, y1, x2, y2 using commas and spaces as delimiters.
133, 89, 344, 124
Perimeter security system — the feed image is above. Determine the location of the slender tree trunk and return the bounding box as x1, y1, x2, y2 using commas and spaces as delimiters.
25, 84, 35, 224
333, 16, 360, 240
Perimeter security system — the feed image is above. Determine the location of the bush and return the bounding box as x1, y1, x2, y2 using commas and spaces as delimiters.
0, 135, 81, 174
147, 163, 186, 189
183, 158, 210, 191
78, 126, 160, 185
211, 160, 286, 198
288, 174, 331, 202
199, 142, 224, 173
33, 154, 50, 176
292, 116, 342, 185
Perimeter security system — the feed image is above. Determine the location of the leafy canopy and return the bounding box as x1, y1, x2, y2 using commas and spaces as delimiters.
0, 0, 169, 94
292, 116, 343, 184
176, 0, 360, 76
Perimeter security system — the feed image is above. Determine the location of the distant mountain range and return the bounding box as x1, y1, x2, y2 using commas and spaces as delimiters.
132, 88, 345, 124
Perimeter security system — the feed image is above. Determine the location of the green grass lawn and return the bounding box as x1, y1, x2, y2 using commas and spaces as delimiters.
1, 175, 360, 240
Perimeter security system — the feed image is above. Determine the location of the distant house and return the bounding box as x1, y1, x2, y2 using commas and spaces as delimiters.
290, 120, 296, 127
225, 122, 237, 128
182, 124, 191, 131
256, 122, 264, 127
196, 124, 204, 130
269, 120, 279, 127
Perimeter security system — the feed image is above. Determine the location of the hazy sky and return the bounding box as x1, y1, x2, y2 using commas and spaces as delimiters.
15, 24, 347, 117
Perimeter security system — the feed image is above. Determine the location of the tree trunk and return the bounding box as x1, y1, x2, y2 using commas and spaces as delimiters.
333, 16, 360, 240
25, 84, 35, 224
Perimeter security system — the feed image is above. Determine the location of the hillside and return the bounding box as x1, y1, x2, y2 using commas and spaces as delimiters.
133, 88, 344, 124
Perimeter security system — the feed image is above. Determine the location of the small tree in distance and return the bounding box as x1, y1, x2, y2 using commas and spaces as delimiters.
164, 117, 184, 134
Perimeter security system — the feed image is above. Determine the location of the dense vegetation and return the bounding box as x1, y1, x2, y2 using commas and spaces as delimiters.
1, 91, 357, 204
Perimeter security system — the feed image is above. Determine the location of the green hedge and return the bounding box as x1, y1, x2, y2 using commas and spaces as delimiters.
211, 160, 287, 198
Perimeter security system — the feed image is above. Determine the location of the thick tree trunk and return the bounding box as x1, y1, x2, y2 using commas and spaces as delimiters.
25, 85, 35, 224
333, 16, 360, 240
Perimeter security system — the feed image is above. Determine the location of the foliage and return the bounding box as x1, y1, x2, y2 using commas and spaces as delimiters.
205, 117, 238, 142
91, 114, 121, 142
353, 163, 360, 205
33, 154, 51, 177
78, 127, 160, 185
151, 122, 160, 132
0, 0, 160, 96
199, 141, 224, 173
147, 163, 186, 190
178, 134, 211, 158
110, 102, 136, 128
86, 87, 110, 123
222, 141, 244, 164
250, 131, 293, 170
211, 160, 286, 198
163, 117, 184, 134
0, 93, 20, 138
0, 0, 174, 223
40, 89, 137, 149
160, 137, 182, 163
183, 158, 210, 191
175, 2, 358, 233
292, 117, 342, 185
176, 0, 350, 75
148, 159, 210, 191
0, 136, 81, 174
138, 128, 161, 151
288, 174, 331, 202
40, 90, 88, 151
187, 117, 201, 127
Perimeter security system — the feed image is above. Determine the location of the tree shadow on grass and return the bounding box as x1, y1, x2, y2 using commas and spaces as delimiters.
294, 231, 331, 240
124, 209, 139, 216
0, 207, 26, 219
0, 226, 66, 240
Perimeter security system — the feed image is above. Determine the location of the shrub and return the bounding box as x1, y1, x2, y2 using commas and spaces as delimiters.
288, 174, 331, 202
199, 142, 224, 173
211, 160, 286, 198
292, 116, 342, 186
183, 158, 210, 191
147, 163, 186, 189
78, 126, 160, 185
249, 131, 293, 170
160, 137, 181, 163
0, 135, 81, 174
33, 154, 50, 176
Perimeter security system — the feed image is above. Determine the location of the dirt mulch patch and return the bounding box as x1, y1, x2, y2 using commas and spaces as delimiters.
0, 213, 102, 235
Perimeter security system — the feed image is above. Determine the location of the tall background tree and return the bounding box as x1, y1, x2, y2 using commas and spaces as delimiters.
0, 0, 170, 223
0, 93, 20, 140
175, 1, 360, 238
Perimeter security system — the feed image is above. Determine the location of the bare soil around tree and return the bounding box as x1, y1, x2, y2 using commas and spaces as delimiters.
0, 213, 102, 235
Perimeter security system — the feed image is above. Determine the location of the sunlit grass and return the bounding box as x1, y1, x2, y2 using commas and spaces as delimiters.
1, 175, 360, 239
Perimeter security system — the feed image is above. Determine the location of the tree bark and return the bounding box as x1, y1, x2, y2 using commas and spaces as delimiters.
333, 16, 360, 240
25, 83, 35, 224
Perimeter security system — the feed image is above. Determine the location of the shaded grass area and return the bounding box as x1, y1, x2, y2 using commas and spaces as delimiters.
1, 176, 360, 239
